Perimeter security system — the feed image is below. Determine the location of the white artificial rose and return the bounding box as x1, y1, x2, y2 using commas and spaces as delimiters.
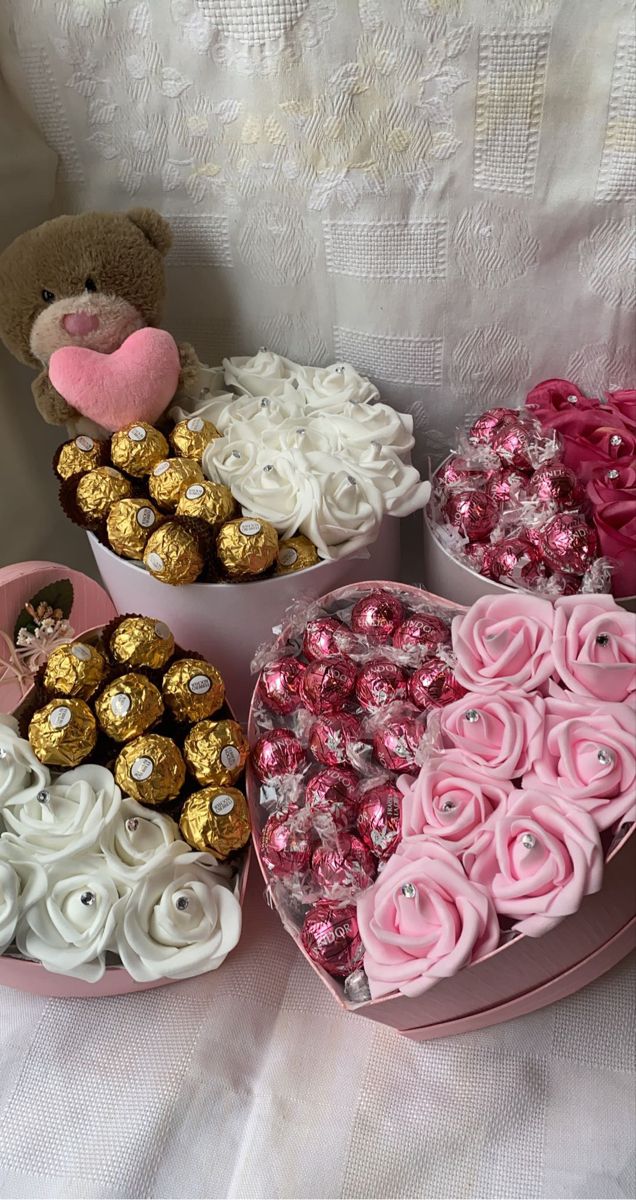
15, 854, 122, 981
315, 403, 415, 457
300, 363, 380, 411
260, 417, 337, 456
208, 393, 303, 437
226, 448, 319, 540
299, 454, 385, 557
224, 351, 311, 400
0, 716, 50, 809
100, 797, 186, 885
354, 445, 432, 516
116, 853, 242, 982
203, 437, 265, 493
1, 764, 121, 863
0, 849, 47, 953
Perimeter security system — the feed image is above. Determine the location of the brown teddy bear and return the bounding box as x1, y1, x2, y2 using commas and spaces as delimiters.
0, 207, 199, 426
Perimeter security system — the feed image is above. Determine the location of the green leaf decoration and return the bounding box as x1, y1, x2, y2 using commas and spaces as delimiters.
13, 579, 74, 642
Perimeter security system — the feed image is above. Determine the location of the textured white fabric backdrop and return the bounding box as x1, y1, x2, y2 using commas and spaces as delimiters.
0, 3, 635, 1196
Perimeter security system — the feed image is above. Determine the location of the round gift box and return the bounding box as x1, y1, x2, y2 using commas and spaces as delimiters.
246, 579, 636, 1040
88, 518, 401, 722
0, 585, 251, 999
422, 462, 636, 614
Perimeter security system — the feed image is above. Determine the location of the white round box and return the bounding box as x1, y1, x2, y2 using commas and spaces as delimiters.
88, 519, 400, 720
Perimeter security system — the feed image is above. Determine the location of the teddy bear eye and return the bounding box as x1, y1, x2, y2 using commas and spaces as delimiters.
41, 289, 55, 304
84, 277, 97, 292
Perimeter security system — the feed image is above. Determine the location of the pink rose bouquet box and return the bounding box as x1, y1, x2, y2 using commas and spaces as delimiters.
247, 581, 636, 1041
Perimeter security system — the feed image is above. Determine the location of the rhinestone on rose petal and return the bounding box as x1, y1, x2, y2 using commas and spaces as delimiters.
597, 748, 614, 766
260, 397, 270, 408
125, 817, 139, 832
610, 434, 623, 448
441, 801, 456, 812
231, 450, 241, 459
401, 882, 417, 898
37, 790, 49, 804
296, 427, 306, 436
335, 365, 345, 374
259, 346, 267, 352
566, 395, 578, 404
464, 709, 480, 723
176, 895, 189, 911
346, 475, 356, 485
263, 464, 274, 473
371, 440, 381, 450
596, 633, 610, 646
291, 378, 300, 390
199, 386, 210, 398
606, 469, 620, 480
80, 890, 96, 906
0, 748, 6, 760
520, 833, 536, 850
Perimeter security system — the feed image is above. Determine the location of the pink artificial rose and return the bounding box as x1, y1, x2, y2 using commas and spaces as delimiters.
525, 378, 599, 423
437, 689, 545, 779
399, 752, 512, 848
552, 595, 636, 702
464, 790, 603, 937
606, 389, 636, 434
452, 594, 555, 693
357, 838, 499, 998
522, 690, 636, 830
587, 465, 636, 598
540, 408, 635, 480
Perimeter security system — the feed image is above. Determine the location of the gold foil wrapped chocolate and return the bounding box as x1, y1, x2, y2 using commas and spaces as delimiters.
148, 458, 204, 511
143, 521, 205, 585
109, 616, 175, 669
216, 517, 278, 579
179, 786, 251, 860
162, 658, 224, 722
43, 641, 107, 700
28, 698, 97, 767
106, 498, 162, 559
169, 416, 221, 461
275, 534, 320, 575
110, 422, 169, 477
183, 718, 248, 786
114, 734, 186, 805
55, 435, 107, 481
95, 672, 164, 741
76, 467, 133, 522
176, 481, 236, 529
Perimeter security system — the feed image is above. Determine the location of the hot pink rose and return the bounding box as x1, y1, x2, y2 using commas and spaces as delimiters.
525, 378, 599, 423
552, 595, 636, 702
522, 691, 636, 829
606, 389, 636, 434
587, 466, 636, 598
399, 752, 512, 848
542, 408, 635, 480
452, 594, 555, 693
464, 790, 603, 936
437, 689, 544, 779
357, 838, 499, 998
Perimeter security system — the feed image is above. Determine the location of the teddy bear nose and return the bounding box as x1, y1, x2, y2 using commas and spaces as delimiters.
62, 312, 99, 336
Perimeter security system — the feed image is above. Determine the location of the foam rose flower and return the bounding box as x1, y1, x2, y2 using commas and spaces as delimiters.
437, 689, 545, 779
552, 595, 636, 702
522, 691, 636, 829
452, 594, 555, 693
586, 465, 636, 598
209, 393, 303, 438
207, 443, 318, 542
399, 752, 512, 849
117, 854, 241, 982
1, 764, 121, 863
0, 854, 46, 953
223, 350, 310, 400
357, 838, 499, 998
0, 716, 50, 808
464, 790, 603, 937
606, 389, 636, 434
100, 797, 186, 885
352, 446, 430, 516
316, 405, 415, 457
300, 362, 380, 411
525, 377, 600, 424
541, 407, 635, 480
15, 854, 122, 980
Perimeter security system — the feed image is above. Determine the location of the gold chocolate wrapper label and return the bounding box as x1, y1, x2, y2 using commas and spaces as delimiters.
154, 461, 171, 476
186, 484, 205, 500
110, 693, 132, 718
220, 745, 240, 769
136, 506, 156, 529
131, 756, 154, 781
278, 547, 298, 567
211, 793, 234, 816
187, 417, 204, 432
76, 435, 94, 452
129, 426, 147, 442
155, 622, 171, 639
189, 674, 211, 695
49, 705, 71, 729
146, 552, 164, 573
239, 519, 261, 537
71, 644, 91, 661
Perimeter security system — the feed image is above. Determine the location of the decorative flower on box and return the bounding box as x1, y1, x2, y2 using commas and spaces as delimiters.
249, 588, 636, 1002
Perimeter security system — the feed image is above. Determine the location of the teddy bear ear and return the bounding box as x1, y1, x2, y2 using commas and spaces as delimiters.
126, 207, 172, 256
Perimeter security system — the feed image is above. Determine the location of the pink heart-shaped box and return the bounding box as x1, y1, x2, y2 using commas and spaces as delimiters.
49, 327, 181, 432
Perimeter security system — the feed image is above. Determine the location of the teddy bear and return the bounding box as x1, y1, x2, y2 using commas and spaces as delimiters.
0, 207, 199, 427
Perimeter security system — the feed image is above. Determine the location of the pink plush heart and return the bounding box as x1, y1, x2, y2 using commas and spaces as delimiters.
49, 327, 181, 432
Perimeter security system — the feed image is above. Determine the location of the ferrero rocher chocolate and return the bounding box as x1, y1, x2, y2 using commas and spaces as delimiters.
28, 698, 97, 767
55, 435, 107, 481
179, 786, 251, 859
95, 672, 164, 741
216, 517, 278, 579
143, 521, 205, 585
114, 733, 186, 805
109, 616, 175, 669
106, 498, 162, 558
43, 641, 107, 700
183, 718, 248, 786
176, 481, 236, 529
110, 422, 169, 477
162, 658, 224, 722
148, 458, 204, 511
169, 416, 221, 461
275, 534, 320, 575
76, 467, 133, 522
